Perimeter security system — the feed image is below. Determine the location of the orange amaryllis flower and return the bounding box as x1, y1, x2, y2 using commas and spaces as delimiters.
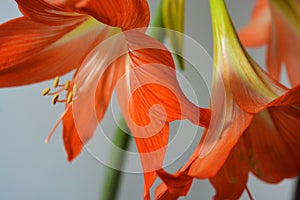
155, 0, 300, 199
0, 0, 211, 199
239, 0, 300, 86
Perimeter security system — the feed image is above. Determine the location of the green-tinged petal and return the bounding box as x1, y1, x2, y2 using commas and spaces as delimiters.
210, 0, 286, 113
162, 0, 185, 70
270, 0, 300, 35
153, 1, 300, 199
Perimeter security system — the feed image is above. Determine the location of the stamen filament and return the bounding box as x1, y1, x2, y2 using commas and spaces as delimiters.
45, 105, 70, 143
48, 87, 65, 95
56, 99, 67, 103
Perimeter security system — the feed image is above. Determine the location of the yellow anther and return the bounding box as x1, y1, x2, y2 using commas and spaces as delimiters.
43, 77, 77, 104
53, 77, 60, 88
42, 87, 51, 96
52, 94, 60, 104
67, 92, 73, 103
72, 84, 77, 96
64, 80, 71, 90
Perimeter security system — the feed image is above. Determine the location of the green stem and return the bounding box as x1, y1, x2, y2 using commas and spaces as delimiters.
101, 117, 130, 200
100, 1, 165, 200
148, 0, 165, 42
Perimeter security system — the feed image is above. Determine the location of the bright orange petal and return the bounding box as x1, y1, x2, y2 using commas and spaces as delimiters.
155, 184, 180, 200
155, 1, 300, 198
188, 109, 253, 178
62, 34, 127, 161
62, 106, 83, 161
283, 41, 300, 86
0, 16, 84, 71
241, 0, 300, 85
0, 16, 100, 87
266, 29, 282, 82
238, 0, 271, 47
244, 104, 300, 182
155, 168, 193, 199
16, 0, 85, 25
0, 11, 117, 87
62, 0, 150, 30
208, 85, 300, 198
209, 136, 250, 199
63, 63, 126, 160
116, 31, 210, 198
228, 58, 287, 113
270, 4, 300, 86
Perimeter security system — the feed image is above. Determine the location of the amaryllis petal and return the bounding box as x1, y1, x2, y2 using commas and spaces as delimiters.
238, 0, 270, 47
270, 1, 300, 86
0, 12, 119, 87
155, 1, 300, 198
155, 112, 251, 199
16, 0, 85, 25
228, 58, 286, 113
155, 168, 193, 199
124, 30, 211, 127
212, 91, 300, 198
266, 29, 282, 82
62, 33, 127, 160
0, 17, 80, 87
62, 106, 83, 160
203, 1, 300, 198
62, 0, 150, 30
188, 94, 253, 178
239, 0, 300, 86
63, 63, 125, 160
244, 104, 300, 182
209, 137, 250, 199
116, 31, 210, 198
0, 16, 83, 70
0, 18, 113, 87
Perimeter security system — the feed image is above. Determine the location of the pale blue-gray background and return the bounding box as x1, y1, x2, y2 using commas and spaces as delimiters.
0, 0, 296, 199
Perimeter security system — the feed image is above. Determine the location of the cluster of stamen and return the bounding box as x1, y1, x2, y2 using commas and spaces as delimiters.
42, 77, 77, 104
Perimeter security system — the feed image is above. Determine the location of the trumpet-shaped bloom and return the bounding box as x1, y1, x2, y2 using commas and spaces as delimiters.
239, 0, 300, 86
0, 0, 211, 199
155, 0, 300, 199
